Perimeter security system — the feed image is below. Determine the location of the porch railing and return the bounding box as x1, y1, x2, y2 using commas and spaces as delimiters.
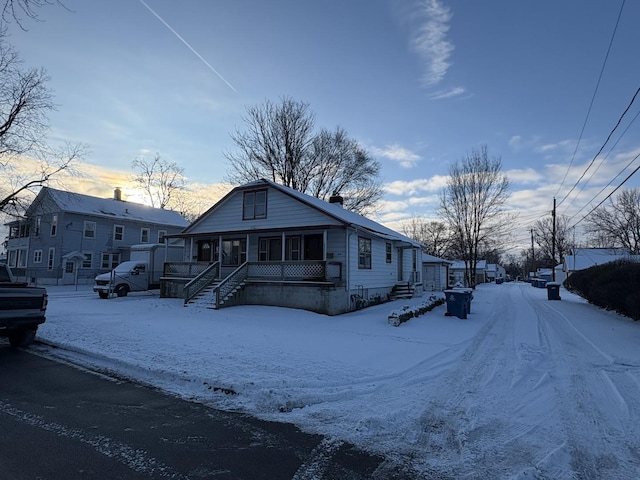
214, 262, 248, 309
164, 261, 211, 278
247, 261, 342, 281
183, 262, 220, 305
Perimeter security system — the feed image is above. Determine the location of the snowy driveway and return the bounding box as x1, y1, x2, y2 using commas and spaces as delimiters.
37, 282, 640, 479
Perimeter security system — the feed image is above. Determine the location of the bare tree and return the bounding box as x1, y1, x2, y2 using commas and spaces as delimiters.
1, 0, 63, 29
534, 214, 575, 267
131, 153, 186, 209
225, 97, 382, 214
401, 215, 451, 258
0, 29, 82, 217
439, 145, 510, 288
583, 188, 640, 253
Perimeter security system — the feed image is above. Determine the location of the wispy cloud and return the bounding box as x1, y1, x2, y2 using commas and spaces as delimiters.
384, 176, 448, 195
410, 0, 454, 86
428, 86, 465, 100
372, 144, 422, 168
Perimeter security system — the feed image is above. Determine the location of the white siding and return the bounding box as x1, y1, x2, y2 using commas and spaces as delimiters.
190, 187, 342, 234
347, 234, 396, 289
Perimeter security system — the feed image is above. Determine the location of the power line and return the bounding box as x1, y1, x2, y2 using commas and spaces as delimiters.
570, 159, 640, 229
555, 0, 626, 197
557, 86, 640, 208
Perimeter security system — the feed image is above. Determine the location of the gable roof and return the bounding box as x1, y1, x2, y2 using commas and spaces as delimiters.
29, 187, 189, 227
422, 254, 452, 264
185, 179, 421, 247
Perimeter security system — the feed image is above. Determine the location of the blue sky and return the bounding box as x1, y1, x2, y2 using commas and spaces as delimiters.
6, 0, 640, 251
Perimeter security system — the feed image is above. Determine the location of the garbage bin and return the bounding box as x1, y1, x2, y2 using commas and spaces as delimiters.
444, 289, 468, 319
453, 287, 473, 313
546, 282, 561, 300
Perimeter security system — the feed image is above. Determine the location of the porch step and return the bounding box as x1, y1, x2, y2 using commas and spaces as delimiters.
390, 283, 415, 300
187, 283, 219, 308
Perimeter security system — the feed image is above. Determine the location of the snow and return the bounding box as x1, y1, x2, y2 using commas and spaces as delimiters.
33, 282, 640, 478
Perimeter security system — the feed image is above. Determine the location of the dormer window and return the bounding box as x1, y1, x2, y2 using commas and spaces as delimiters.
243, 189, 267, 220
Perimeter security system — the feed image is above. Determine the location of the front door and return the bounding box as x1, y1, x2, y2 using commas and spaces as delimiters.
304, 234, 323, 260
197, 240, 213, 262
62, 260, 75, 285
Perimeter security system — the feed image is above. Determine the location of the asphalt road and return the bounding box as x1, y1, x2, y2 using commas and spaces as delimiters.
0, 344, 406, 480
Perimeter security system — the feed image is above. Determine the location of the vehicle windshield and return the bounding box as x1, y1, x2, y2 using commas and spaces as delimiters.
113, 262, 138, 273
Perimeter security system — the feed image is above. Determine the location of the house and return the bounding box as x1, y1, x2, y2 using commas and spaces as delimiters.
449, 260, 487, 287
422, 254, 452, 291
162, 179, 424, 315
5, 187, 189, 285
562, 248, 636, 278
486, 263, 506, 282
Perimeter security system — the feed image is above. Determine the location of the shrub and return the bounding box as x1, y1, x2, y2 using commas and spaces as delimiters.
564, 260, 640, 320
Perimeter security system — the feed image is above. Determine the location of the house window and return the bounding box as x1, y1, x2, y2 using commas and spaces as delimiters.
243, 190, 267, 220
84, 221, 96, 239
221, 239, 246, 266
258, 237, 282, 261
50, 214, 58, 236
34, 216, 41, 237
7, 250, 17, 267
358, 237, 372, 269
158, 230, 167, 244
140, 228, 150, 243
114, 225, 124, 241
82, 253, 92, 269
386, 243, 392, 263
18, 223, 30, 238
47, 248, 55, 270
286, 236, 301, 261
101, 253, 120, 269
33, 249, 43, 264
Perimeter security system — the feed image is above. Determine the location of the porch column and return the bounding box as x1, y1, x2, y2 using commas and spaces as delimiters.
219, 235, 223, 263
281, 232, 285, 261
189, 237, 194, 262
323, 230, 327, 260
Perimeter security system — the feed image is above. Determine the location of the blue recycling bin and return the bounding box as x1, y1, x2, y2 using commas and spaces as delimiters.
444, 289, 469, 319
546, 282, 561, 300
454, 287, 473, 313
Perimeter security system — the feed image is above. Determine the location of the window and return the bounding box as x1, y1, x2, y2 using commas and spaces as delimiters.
221, 239, 246, 266
286, 236, 301, 261
358, 237, 372, 269
51, 214, 58, 236
47, 248, 55, 270
140, 228, 150, 243
258, 237, 282, 261
386, 243, 392, 263
158, 230, 167, 244
34, 216, 41, 237
82, 252, 92, 269
65, 261, 74, 274
7, 250, 17, 267
114, 225, 124, 241
33, 250, 43, 264
84, 221, 96, 239
101, 253, 120, 269
243, 190, 267, 220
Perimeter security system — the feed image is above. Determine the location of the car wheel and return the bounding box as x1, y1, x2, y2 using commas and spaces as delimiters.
9, 328, 37, 348
116, 284, 129, 297
98, 291, 109, 299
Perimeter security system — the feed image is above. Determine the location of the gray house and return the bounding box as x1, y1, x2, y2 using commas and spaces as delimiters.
5, 187, 188, 285
162, 179, 423, 315
422, 254, 451, 291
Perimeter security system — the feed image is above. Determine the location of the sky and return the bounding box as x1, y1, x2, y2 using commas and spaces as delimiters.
23, 282, 640, 478
5, 0, 640, 252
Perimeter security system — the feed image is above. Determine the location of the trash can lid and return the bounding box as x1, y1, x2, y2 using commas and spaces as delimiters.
546, 282, 561, 286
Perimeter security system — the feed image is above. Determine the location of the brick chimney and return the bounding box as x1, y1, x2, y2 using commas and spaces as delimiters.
114, 187, 122, 201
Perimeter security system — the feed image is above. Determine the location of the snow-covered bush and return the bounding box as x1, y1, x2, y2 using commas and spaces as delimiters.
387, 295, 445, 326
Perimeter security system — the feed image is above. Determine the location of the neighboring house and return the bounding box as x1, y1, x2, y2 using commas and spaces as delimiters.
162, 179, 424, 315
449, 260, 487, 286
563, 248, 637, 278
486, 263, 506, 282
422, 254, 452, 291
5, 187, 188, 285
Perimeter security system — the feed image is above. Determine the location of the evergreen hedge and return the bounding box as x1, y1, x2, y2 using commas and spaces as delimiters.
563, 260, 640, 321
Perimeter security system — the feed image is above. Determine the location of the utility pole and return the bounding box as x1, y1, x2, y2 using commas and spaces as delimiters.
530, 228, 535, 279
552, 197, 557, 281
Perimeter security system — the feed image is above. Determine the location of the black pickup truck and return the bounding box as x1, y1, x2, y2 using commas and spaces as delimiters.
0, 263, 48, 347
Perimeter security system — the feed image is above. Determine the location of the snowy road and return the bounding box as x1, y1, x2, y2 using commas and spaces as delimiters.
35, 282, 640, 479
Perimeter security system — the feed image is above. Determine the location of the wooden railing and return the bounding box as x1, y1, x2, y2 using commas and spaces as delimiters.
247, 261, 342, 281
214, 262, 248, 309
164, 261, 210, 278
183, 262, 220, 305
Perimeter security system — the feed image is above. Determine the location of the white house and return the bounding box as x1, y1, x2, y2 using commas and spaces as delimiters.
486, 263, 506, 282
162, 179, 424, 315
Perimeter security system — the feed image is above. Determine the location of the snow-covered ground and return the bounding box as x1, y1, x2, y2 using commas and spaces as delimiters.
33, 282, 640, 479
